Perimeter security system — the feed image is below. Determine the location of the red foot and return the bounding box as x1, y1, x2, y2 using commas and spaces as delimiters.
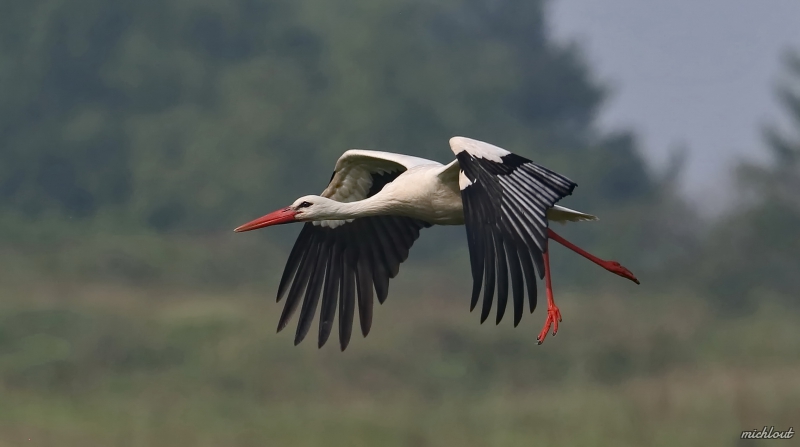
537, 305, 562, 345
601, 260, 640, 285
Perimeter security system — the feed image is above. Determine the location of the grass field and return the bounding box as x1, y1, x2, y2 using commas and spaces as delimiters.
1, 272, 798, 446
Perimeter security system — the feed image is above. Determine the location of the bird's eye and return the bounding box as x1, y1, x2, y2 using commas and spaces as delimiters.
297, 201, 312, 208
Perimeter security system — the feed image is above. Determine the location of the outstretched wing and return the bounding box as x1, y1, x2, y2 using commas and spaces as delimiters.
276, 150, 436, 350
447, 136, 577, 327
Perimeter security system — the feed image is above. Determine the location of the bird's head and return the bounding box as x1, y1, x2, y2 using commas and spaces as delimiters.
233, 195, 339, 232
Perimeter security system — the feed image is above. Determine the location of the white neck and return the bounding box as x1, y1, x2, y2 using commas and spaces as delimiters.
309, 195, 398, 221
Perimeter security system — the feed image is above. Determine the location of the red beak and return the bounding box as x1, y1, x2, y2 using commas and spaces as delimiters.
234, 207, 297, 232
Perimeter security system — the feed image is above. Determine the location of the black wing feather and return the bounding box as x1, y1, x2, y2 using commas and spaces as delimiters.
479, 225, 496, 324
502, 235, 524, 327
494, 231, 509, 325
275, 170, 431, 350
318, 239, 343, 348
294, 237, 329, 345
457, 151, 576, 325
354, 232, 374, 337
277, 232, 319, 331
463, 184, 485, 311
517, 244, 539, 314
338, 252, 356, 350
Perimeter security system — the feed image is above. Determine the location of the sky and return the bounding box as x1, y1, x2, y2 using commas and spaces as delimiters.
548, 0, 800, 212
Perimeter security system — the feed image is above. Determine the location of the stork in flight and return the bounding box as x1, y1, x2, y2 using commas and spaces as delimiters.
235, 136, 639, 350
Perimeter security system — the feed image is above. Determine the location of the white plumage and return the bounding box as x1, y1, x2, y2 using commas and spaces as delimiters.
449, 136, 510, 162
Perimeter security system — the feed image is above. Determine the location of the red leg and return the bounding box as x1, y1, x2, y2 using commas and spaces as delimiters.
547, 229, 640, 285
537, 242, 562, 345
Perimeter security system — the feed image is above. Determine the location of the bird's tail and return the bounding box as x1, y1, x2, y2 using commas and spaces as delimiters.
546, 205, 599, 224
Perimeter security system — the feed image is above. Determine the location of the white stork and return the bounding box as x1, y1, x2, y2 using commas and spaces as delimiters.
235, 136, 639, 350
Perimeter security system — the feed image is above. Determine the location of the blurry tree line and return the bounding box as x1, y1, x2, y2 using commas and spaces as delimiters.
698, 50, 800, 314
0, 0, 795, 311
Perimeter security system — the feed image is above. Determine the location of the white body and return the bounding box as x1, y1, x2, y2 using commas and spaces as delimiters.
336, 164, 465, 225
292, 140, 598, 227
330, 164, 595, 226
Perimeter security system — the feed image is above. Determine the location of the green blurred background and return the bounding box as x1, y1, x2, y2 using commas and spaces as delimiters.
1, 1, 799, 445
